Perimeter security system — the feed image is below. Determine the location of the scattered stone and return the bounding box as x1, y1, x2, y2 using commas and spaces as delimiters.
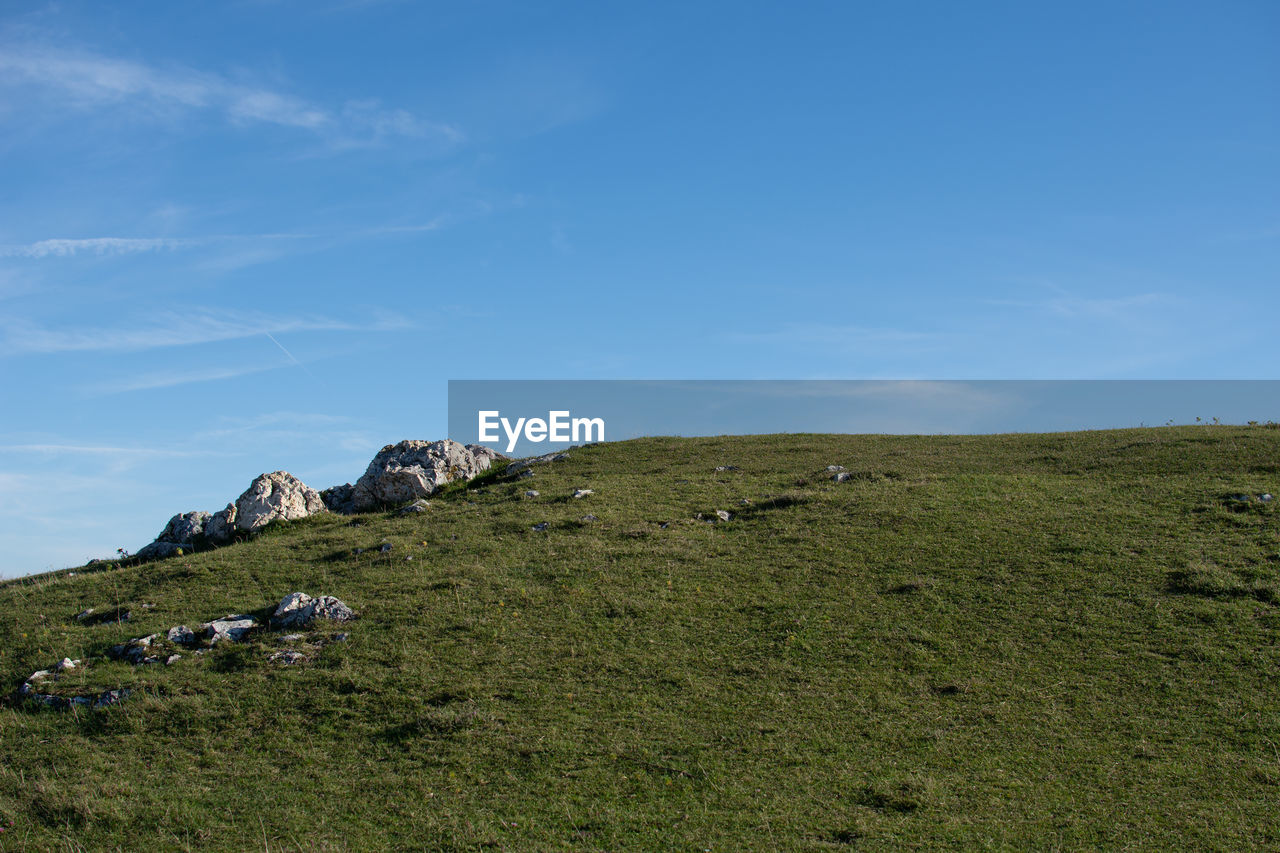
28, 669, 51, 683
109, 635, 157, 664
524, 490, 540, 498
352, 440, 495, 510
167, 625, 196, 645
332, 633, 349, 643
580, 514, 599, 522
516, 469, 535, 480
271, 592, 356, 629
280, 633, 304, 643
572, 489, 594, 499
714, 465, 739, 472
201, 616, 258, 644
739, 498, 752, 505
165, 654, 181, 666
235, 471, 326, 532
94, 689, 130, 709
715, 510, 733, 522
268, 650, 306, 666
659, 522, 670, 529
1262, 494, 1274, 503
532, 522, 550, 532
826, 465, 845, 472
54, 658, 78, 672
379, 543, 394, 553
75, 608, 94, 622
397, 499, 431, 515
833, 472, 854, 483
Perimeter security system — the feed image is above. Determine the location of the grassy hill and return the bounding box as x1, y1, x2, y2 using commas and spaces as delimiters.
2, 427, 1279, 851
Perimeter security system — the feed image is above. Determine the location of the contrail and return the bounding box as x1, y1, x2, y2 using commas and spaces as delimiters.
264, 332, 322, 384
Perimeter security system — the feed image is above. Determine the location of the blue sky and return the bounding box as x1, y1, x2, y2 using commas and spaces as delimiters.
0, 1, 1276, 576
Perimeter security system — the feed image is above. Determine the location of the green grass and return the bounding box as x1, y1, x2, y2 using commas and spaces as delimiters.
2, 426, 1279, 850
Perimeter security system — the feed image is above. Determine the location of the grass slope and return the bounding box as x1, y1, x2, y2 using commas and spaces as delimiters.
2, 427, 1279, 851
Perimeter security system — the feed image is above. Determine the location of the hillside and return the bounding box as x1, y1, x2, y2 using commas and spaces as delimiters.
2, 427, 1279, 851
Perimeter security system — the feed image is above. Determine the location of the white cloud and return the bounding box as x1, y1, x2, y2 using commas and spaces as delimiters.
0, 309, 410, 355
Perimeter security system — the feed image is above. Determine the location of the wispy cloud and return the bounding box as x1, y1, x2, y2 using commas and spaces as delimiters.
0, 443, 201, 458
0, 237, 192, 258
0, 43, 462, 146
732, 323, 943, 348
989, 285, 1171, 320
85, 362, 291, 395
0, 309, 410, 356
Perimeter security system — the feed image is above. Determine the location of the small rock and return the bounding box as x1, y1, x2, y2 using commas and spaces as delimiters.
379, 543, 394, 553
714, 465, 739, 472
55, 657, 78, 672
167, 625, 196, 645
833, 472, 854, 483
580, 514, 599, 522
165, 654, 182, 666
75, 607, 95, 622
1261, 494, 1274, 503
524, 490, 540, 498
572, 489, 594, 498
201, 617, 257, 643
280, 633, 304, 643
715, 510, 732, 522
28, 669, 51, 682
532, 522, 550, 532
332, 633, 349, 643
271, 592, 356, 629
397, 499, 431, 515
739, 498, 752, 505
110, 635, 158, 664
268, 650, 306, 665
353, 547, 365, 555
93, 688, 130, 709
826, 465, 845, 472
659, 522, 670, 529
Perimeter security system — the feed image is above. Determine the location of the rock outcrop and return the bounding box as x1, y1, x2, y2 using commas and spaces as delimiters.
350, 440, 493, 510
129, 440, 503, 560
204, 504, 237, 544
234, 471, 326, 532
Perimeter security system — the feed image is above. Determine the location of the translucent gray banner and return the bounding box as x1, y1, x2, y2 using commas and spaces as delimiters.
447, 380, 1280, 457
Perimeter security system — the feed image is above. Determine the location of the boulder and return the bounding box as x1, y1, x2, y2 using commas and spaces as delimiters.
465, 444, 506, 470
134, 540, 187, 561
320, 483, 357, 514
234, 471, 326, 532
202, 615, 258, 643
157, 511, 211, 544
271, 592, 356, 629
204, 504, 238, 544
351, 440, 489, 510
